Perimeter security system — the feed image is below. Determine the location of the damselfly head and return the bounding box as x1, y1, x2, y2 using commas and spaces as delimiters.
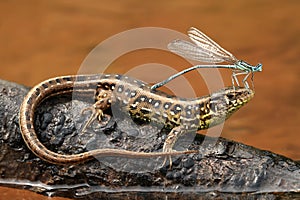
255, 63, 263, 72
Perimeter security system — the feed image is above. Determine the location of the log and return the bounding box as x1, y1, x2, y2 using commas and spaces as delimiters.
0, 79, 299, 199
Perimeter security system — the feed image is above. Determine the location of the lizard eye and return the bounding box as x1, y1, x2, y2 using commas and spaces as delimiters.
227, 93, 235, 99
209, 103, 216, 112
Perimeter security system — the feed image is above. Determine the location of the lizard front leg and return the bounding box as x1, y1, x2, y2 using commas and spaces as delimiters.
162, 126, 188, 168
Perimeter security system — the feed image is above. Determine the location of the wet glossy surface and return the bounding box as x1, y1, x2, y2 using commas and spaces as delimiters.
0, 186, 70, 200
0, 0, 299, 199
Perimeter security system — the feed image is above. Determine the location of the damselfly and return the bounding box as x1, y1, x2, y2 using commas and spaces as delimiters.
151, 27, 262, 90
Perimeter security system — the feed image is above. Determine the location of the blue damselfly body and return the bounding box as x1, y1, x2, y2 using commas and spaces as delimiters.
151, 27, 262, 90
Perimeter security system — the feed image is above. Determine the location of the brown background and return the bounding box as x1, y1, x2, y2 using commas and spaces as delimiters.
0, 0, 299, 199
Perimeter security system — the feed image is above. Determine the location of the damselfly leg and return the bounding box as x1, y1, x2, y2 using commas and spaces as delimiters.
232, 70, 251, 89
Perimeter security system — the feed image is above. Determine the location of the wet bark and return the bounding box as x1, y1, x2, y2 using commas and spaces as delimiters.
0, 79, 299, 199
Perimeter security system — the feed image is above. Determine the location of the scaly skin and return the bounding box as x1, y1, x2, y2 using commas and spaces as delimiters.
19, 74, 254, 165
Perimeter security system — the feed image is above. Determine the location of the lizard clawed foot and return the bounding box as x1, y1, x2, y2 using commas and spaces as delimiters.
160, 148, 198, 169
80, 105, 104, 133
161, 148, 175, 169
160, 126, 199, 169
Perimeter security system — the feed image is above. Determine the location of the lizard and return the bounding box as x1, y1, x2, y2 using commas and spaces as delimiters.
19, 74, 254, 165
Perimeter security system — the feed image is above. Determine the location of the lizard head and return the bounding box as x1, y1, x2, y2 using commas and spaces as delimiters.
199, 86, 254, 129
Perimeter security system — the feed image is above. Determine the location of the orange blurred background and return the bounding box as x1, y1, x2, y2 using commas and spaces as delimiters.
0, 0, 299, 198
